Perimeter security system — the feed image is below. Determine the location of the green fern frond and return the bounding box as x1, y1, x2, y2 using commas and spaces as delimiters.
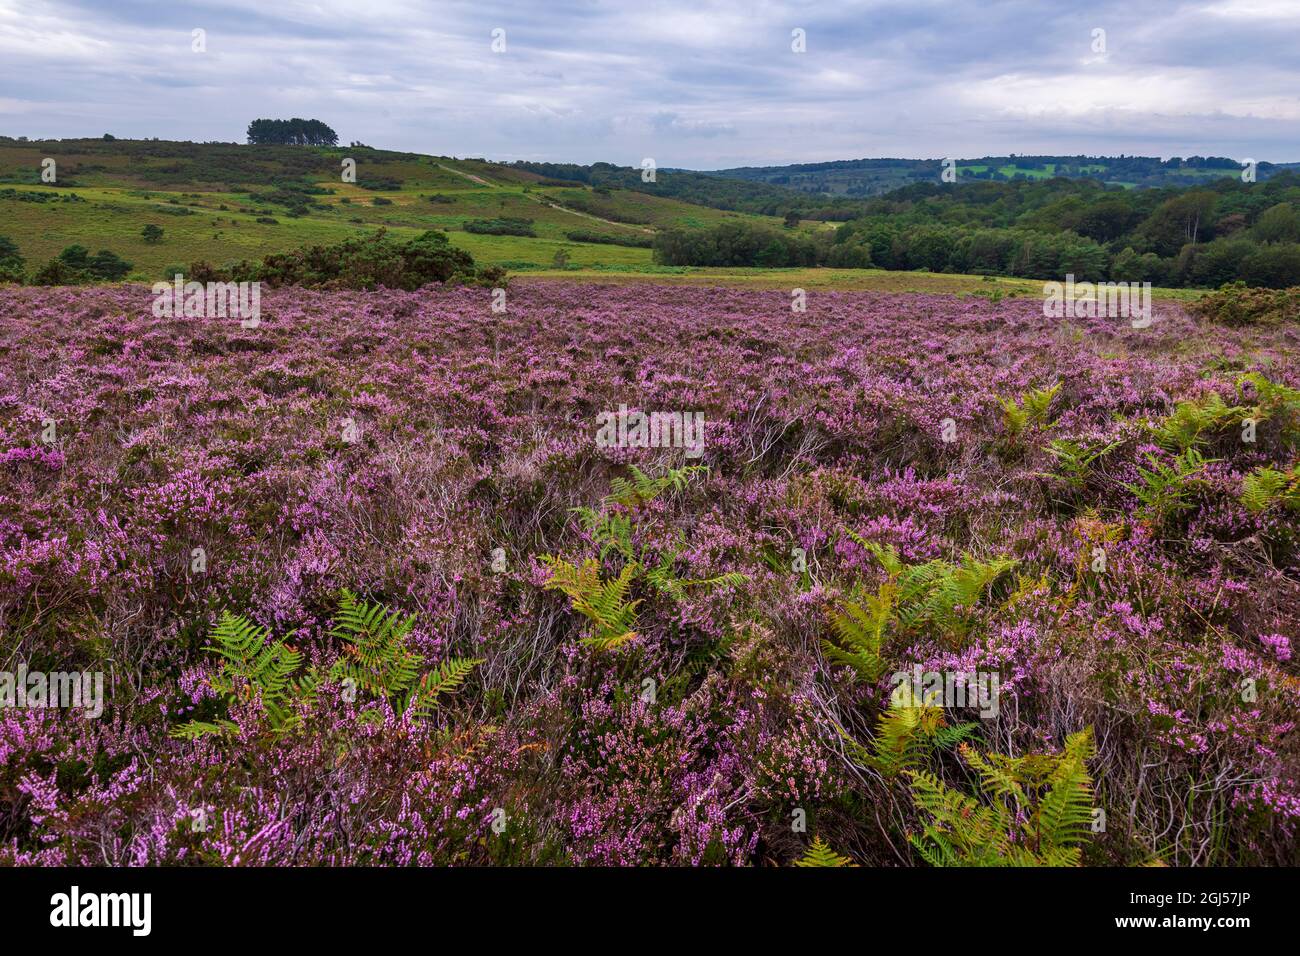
328, 589, 479, 721
328, 588, 421, 698
403, 656, 484, 719
170, 718, 240, 740
1241, 464, 1300, 513
1032, 728, 1097, 852
1038, 437, 1121, 489
794, 836, 855, 867
572, 505, 635, 561
542, 556, 642, 651
842, 531, 1015, 643
907, 727, 1098, 867
865, 680, 965, 777
1001, 382, 1061, 440
604, 464, 708, 509
1154, 394, 1243, 452
823, 581, 896, 683
844, 530, 906, 576
1237, 372, 1300, 445
1123, 448, 1215, 525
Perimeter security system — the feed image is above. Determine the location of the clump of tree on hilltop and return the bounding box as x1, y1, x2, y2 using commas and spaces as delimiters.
246, 118, 339, 146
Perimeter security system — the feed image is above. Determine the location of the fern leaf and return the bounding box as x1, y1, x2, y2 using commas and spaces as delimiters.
794, 836, 855, 867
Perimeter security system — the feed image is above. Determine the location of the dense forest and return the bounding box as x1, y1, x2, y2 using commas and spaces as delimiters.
655, 172, 1300, 287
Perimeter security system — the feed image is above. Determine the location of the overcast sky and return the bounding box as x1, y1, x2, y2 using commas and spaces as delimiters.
1, 0, 1298, 168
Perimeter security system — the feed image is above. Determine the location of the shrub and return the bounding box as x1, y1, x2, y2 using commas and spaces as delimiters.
31, 258, 89, 285
192, 228, 488, 290
358, 176, 402, 191
824, 240, 873, 268
31, 245, 132, 284
563, 229, 652, 248
464, 217, 536, 237
1193, 281, 1300, 326
0, 235, 23, 283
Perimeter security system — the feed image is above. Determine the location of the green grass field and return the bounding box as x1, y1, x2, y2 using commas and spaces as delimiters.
522, 265, 1199, 302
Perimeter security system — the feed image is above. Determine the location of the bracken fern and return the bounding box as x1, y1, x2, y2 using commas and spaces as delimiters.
907, 727, 1097, 866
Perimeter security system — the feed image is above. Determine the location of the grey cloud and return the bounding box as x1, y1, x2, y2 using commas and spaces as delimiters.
0, 0, 1296, 166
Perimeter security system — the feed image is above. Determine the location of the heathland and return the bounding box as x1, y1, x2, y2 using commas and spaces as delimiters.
1, 279, 1297, 865
1, 136, 1298, 867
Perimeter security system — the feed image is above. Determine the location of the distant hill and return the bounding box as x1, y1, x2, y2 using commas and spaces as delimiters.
0, 137, 809, 278
2, 137, 1297, 290
702, 155, 1296, 197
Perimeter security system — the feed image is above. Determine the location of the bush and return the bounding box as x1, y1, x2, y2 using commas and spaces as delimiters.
1192, 281, 1300, 326
0, 235, 24, 283
192, 228, 491, 290
1253, 202, 1300, 245
824, 240, 873, 268
563, 229, 652, 248
141, 224, 164, 244
1109, 246, 1171, 285
1178, 239, 1256, 288
31, 258, 89, 285
464, 217, 536, 237
30, 245, 133, 284
358, 176, 402, 191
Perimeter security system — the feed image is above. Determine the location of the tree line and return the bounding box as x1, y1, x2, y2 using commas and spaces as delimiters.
654, 172, 1300, 288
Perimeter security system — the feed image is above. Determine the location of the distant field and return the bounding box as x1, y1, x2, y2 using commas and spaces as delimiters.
524, 265, 1202, 302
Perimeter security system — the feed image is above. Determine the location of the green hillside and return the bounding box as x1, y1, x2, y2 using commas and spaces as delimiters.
5, 138, 1296, 293
0, 138, 806, 279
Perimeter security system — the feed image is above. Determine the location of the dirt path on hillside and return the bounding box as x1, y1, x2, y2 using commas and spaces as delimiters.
439, 162, 655, 235
437, 163, 495, 187
527, 195, 655, 234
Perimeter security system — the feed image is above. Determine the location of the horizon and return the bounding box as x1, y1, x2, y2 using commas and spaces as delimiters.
2, 0, 1298, 168
3, 134, 1298, 172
